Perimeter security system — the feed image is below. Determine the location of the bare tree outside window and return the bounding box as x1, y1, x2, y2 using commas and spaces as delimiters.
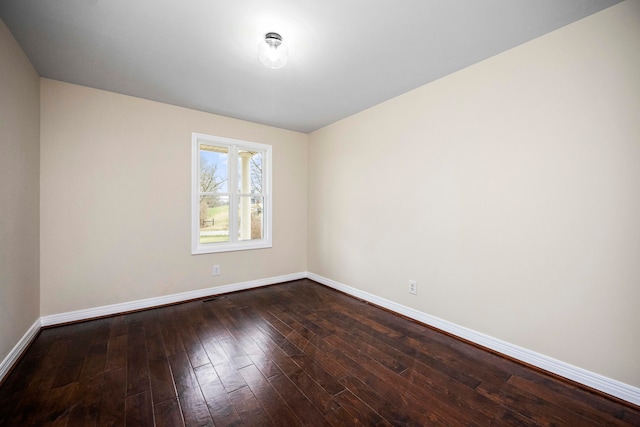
200, 156, 227, 197
250, 154, 262, 194
249, 153, 263, 239
199, 150, 228, 233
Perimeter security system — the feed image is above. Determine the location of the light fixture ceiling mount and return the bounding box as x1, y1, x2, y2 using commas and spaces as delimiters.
258, 32, 289, 69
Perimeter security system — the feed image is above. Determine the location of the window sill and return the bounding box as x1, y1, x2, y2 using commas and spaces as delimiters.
191, 240, 272, 255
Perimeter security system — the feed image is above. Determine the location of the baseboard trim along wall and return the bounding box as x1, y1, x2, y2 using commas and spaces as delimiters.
40, 272, 307, 327
307, 272, 640, 407
0, 319, 41, 383
2, 271, 638, 407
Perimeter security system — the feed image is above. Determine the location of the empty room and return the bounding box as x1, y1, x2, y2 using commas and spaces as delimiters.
1, 0, 639, 425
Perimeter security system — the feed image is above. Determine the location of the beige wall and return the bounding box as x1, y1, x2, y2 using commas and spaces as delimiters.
0, 19, 40, 362
308, 1, 640, 387
40, 80, 307, 315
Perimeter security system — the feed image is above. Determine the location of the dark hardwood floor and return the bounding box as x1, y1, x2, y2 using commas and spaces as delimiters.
1, 279, 638, 426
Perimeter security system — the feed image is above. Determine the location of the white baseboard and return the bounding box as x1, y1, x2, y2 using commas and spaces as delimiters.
307, 272, 640, 407
0, 319, 41, 383
40, 272, 306, 327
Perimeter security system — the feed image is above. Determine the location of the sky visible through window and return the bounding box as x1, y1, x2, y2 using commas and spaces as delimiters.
201, 148, 228, 193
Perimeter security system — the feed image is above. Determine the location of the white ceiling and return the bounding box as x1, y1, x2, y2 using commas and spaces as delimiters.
0, 0, 621, 133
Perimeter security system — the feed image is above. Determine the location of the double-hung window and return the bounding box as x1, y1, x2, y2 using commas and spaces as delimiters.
191, 133, 272, 254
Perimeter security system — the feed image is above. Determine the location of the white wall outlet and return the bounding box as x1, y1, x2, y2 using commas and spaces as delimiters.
212, 265, 220, 276
408, 280, 417, 295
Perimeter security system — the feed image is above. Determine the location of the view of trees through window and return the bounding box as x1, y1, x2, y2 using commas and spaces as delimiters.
198, 144, 264, 244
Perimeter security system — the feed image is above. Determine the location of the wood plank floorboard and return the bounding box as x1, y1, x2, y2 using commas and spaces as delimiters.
1, 279, 638, 426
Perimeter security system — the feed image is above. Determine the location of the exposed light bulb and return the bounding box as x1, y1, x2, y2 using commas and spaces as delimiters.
258, 32, 288, 69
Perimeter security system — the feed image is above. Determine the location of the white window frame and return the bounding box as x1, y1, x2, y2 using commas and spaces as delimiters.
191, 133, 272, 254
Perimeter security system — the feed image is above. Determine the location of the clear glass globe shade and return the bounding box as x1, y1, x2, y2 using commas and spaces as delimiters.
258, 37, 289, 69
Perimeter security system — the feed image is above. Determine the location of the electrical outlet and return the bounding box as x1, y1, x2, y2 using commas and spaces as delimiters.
212, 265, 220, 276
408, 280, 417, 295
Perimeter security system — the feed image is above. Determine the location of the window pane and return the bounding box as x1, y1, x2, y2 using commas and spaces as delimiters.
238, 150, 262, 194
238, 196, 263, 241
199, 195, 229, 243
200, 145, 228, 193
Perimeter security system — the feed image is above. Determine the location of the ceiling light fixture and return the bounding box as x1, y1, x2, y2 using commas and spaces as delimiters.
258, 32, 288, 69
